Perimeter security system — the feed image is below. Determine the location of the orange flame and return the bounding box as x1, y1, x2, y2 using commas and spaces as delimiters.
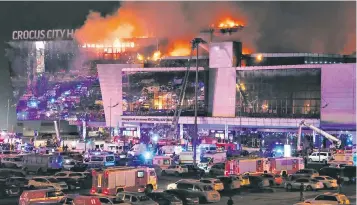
216, 18, 244, 28
169, 41, 191, 57
242, 47, 253, 55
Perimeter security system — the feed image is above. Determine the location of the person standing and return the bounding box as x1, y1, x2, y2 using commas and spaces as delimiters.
300, 183, 305, 201
227, 196, 233, 205
337, 175, 343, 194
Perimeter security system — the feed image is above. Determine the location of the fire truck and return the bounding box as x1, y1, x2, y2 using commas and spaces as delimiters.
268, 157, 304, 175
91, 166, 158, 195
225, 157, 270, 175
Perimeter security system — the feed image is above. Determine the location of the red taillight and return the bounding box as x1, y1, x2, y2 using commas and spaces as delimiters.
90, 187, 96, 194
103, 188, 109, 195
104, 170, 109, 178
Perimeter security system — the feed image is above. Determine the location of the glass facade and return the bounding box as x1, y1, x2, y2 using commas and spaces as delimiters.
236, 68, 321, 118
122, 71, 207, 116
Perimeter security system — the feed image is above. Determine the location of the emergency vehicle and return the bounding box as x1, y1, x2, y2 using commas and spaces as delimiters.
91, 166, 158, 195
19, 189, 64, 205
224, 158, 269, 175
330, 151, 355, 166
268, 157, 304, 175
152, 155, 175, 169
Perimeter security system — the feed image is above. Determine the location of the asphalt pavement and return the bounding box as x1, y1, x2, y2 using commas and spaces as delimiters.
2, 175, 356, 205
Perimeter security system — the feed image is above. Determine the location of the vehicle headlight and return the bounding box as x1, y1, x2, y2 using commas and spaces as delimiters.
186, 198, 192, 201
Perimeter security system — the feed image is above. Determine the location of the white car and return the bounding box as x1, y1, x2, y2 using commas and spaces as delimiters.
1, 156, 23, 168
304, 193, 351, 204
312, 176, 338, 189
54, 171, 89, 179
28, 177, 68, 191
167, 179, 196, 190
308, 152, 333, 163
162, 165, 188, 176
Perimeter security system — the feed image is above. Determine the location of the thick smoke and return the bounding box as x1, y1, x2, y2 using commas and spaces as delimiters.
75, 1, 356, 54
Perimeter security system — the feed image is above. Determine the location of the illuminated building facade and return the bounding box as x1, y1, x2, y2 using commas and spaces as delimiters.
6, 38, 356, 145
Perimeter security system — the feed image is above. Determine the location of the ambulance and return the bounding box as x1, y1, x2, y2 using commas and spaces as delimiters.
152, 155, 175, 169
224, 157, 270, 175
91, 166, 158, 195
268, 157, 304, 176
19, 189, 64, 205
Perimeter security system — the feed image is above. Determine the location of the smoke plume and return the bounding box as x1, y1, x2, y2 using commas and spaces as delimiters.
75, 1, 356, 55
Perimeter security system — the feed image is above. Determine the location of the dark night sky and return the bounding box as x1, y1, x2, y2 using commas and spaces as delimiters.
0, 1, 355, 131
0, 1, 120, 130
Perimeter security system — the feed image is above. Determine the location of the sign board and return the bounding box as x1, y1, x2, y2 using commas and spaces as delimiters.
12, 29, 77, 41
121, 117, 173, 123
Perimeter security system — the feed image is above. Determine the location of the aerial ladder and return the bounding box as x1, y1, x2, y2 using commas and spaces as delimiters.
167, 39, 203, 140
297, 120, 342, 152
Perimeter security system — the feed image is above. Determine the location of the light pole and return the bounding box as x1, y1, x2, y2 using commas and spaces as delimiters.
108, 98, 119, 140
191, 38, 206, 167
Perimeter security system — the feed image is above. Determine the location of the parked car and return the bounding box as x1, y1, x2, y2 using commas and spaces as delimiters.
246, 176, 269, 189
185, 165, 205, 177
312, 176, 338, 189
304, 193, 350, 204
162, 165, 188, 176
1, 156, 23, 168
258, 173, 283, 186
167, 180, 220, 203
147, 192, 183, 205
208, 163, 225, 176
116, 192, 158, 205
198, 178, 224, 191
0, 168, 26, 182
285, 178, 324, 191
216, 175, 241, 190
291, 169, 319, 179
28, 177, 68, 191
164, 189, 199, 205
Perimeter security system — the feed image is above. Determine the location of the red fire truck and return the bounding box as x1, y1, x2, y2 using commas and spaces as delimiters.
225, 158, 270, 175
90, 166, 158, 195
268, 157, 304, 175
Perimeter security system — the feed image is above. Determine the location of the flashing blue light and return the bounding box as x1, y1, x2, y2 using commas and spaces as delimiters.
50, 98, 55, 103
144, 152, 152, 160
276, 149, 283, 154
152, 134, 158, 142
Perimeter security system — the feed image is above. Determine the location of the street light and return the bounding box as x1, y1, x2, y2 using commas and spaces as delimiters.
108, 98, 119, 139
191, 38, 206, 167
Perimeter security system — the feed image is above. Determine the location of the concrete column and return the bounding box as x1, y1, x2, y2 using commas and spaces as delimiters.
224, 124, 229, 140
180, 124, 184, 139
137, 126, 141, 138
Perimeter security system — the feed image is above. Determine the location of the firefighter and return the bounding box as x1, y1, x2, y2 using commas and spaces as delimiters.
300, 183, 305, 201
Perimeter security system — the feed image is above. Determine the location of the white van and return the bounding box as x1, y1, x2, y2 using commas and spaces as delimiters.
85, 154, 115, 167
22, 154, 63, 173
161, 145, 182, 156
179, 151, 201, 164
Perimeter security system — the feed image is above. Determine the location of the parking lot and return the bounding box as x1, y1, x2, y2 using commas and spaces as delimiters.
2, 174, 356, 205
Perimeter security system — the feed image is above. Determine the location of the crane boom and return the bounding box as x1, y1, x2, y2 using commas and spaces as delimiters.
167, 45, 196, 139
297, 120, 341, 151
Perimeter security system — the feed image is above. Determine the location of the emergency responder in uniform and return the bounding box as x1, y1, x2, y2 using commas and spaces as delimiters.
300, 183, 305, 201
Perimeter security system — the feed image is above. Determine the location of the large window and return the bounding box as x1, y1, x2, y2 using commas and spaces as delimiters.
236, 68, 321, 118
122, 71, 207, 116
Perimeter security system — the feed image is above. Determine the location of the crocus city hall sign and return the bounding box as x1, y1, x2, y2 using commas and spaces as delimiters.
12, 29, 78, 41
